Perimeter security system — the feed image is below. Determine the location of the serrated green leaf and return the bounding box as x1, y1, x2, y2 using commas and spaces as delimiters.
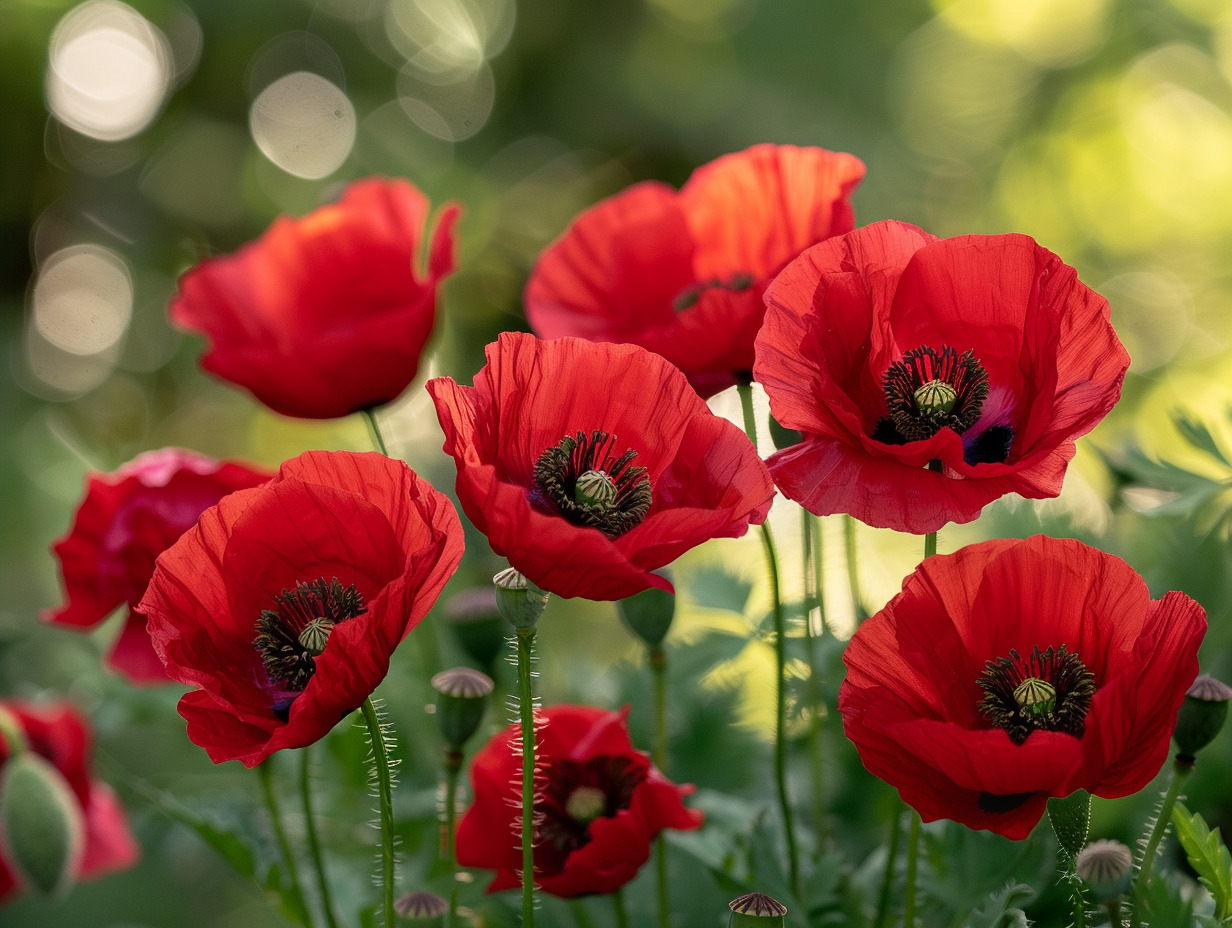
1140, 873, 1195, 928
965, 881, 1035, 928
1172, 802, 1232, 921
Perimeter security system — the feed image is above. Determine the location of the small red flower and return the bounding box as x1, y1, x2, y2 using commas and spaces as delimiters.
169, 177, 460, 419
455, 704, 702, 897
44, 448, 272, 684
839, 536, 1206, 839
0, 700, 139, 902
755, 220, 1130, 534
526, 145, 865, 397
139, 451, 464, 766
427, 332, 775, 600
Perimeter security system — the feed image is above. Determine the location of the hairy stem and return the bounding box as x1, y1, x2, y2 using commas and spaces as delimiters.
360, 698, 397, 928
517, 624, 539, 927
443, 748, 462, 928
1131, 759, 1193, 927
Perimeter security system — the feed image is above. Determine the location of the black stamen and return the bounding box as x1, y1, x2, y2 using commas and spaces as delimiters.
253, 577, 367, 703
881, 345, 989, 442
533, 430, 653, 538
977, 645, 1095, 745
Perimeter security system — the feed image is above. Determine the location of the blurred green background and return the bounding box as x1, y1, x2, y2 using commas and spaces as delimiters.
4, 0, 1232, 925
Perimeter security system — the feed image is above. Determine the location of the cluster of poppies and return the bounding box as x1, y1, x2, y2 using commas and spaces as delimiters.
20, 145, 1209, 907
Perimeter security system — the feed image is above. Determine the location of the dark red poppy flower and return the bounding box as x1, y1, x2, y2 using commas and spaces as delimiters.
0, 700, 139, 902
169, 177, 460, 419
427, 332, 775, 600
839, 535, 1206, 840
755, 220, 1130, 534
139, 451, 464, 766
43, 448, 272, 685
455, 704, 702, 897
525, 145, 865, 397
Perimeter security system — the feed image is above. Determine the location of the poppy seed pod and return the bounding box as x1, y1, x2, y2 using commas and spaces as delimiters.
1173, 673, 1232, 762
431, 667, 494, 748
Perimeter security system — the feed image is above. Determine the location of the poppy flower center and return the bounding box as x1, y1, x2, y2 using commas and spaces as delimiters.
534, 754, 646, 876
976, 644, 1095, 746
880, 345, 989, 442
533, 430, 653, 538
253, 577, 367, 714
672, 271, 755, 311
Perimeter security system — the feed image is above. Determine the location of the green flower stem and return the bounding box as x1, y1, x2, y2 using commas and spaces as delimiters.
516, 624, 539, 928
802, 511, 827, 836
570, 899, 596, 928
1131, 759, 1194, 926
299, 748, 340, 928
443, 748, 462, 928
257, 759, 313, 928
360, 698, 397, 928
844, 515, 866, 621
649, 645, 670, 928
873, 810, 903, 928
903, 811, 921, 928
736, 382, 800, 900
612, 888, 631, 928
1105, 901, 1124, 928
363, 407, 389, 456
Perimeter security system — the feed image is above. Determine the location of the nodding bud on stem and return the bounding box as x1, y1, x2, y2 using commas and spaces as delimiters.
493, 567, 549, 629
1173, 674, 1232, 762
617, 584, 675, 647
394, 889, 448, 926
729, 891, 788, 927
0, 751, 83, 897
431, 667, 494, 748
1076, 839, 1133, 903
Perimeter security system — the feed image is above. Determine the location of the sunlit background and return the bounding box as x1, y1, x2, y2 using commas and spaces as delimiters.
5, 0, 1232, 924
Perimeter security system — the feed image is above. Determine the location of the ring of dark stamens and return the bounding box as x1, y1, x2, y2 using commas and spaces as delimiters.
253, 577, 367, 707
977, 645, 1095, 746
673, 271, 755, 311
533, 430, 652, 538
533, 755, 646, 876
879, 345, 989, 443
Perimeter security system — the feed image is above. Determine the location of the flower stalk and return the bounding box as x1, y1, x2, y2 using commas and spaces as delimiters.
360, 698, 397, 928
299, 748, 340, 928
1130, 758, 1193, 926
516, 623, 538, 927
257, 759, 313, 928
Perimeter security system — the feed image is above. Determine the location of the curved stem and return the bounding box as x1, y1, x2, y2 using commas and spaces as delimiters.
257, 759, 313, 928
873, 810, 903, 928
516, 624, 539, 927
1131, 759, 1193, 926
650, 646, 670, 928
360, 698, 397, 928
736, 382, 800, 900
903, 811, 921, 928
612, 888, 631, 928
362, 407, 389, 456
300, 748, 340, 928
844, 515, 865, 622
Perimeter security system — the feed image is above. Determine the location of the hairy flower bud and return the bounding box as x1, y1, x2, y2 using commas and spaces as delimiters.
493, 567, 549, 629
1076, 839, 1133, 903
0, 753, 84, 897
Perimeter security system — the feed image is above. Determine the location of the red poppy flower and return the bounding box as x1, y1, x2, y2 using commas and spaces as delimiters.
43, 448, 272, 685
0, 700, 139, 902
525, 145, 865, 397
427, 332, 775, 600
455, 704, 702, 897
169, 177, 460, 419
754, 220, 1130, 534
139, 451, 464, 766
839, 535, 1206, 839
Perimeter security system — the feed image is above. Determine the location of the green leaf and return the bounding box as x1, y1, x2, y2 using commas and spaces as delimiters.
1175, 412, 1232, 468
687, 565, 753, 613
1171, 802, 1232, 920
966, 881, 1035, 928
1047, 790, 1090, 861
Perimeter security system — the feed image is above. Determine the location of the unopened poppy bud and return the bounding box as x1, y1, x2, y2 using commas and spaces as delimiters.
444, 588, 506, 671
0, 752, 84, 897
432, 667, 494, 748
618, 586, 675, 647
1076, 838, 1133, 903
1173, 674, 1232, 762
493, 568, 549, 628
394, 889, 448, 926
729, 891, 787, 927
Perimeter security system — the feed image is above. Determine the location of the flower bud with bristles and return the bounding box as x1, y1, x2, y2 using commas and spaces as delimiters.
729, 891, 787, 927
492, 567, 549, 629
1076, 838, 1132, 903
1174, 673, 1232, 762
